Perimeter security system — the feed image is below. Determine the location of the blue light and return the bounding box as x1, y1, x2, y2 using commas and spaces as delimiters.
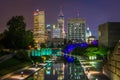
67, 56, 74, 63
64, 54, 68, 59
62, 43, 88, 63
80, 43, 88, 48
91, 40, 98, 45
63, 43, 88, 54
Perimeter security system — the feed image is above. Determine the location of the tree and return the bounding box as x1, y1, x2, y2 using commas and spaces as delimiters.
6, 16, 26, 49
2, 16, 34, 49
40, 43, 46, 48
23, 30, 35, 49
0, 33, 5, 49
72, 46, 86, 56
85, 46, 108, 60
98, 45, 108, 60
85, 47, 98, 56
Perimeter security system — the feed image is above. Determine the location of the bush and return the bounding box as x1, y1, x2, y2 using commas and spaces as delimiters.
13, 50, 32, 62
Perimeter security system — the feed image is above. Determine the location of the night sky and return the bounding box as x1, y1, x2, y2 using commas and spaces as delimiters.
0, 0, 120, 38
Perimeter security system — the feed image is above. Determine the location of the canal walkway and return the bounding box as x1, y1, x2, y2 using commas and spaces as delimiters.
79, 59, 110, 80
0, 64, 41, 80
0, 57, 111, 80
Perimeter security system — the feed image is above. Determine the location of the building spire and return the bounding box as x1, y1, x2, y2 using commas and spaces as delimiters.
59, 6, 64, 17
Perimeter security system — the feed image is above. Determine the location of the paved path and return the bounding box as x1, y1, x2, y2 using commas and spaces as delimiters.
79, 59, 110, 80
0, 65, 41, 80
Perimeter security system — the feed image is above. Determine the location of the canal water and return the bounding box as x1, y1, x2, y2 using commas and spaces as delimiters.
27, 57, 88, 80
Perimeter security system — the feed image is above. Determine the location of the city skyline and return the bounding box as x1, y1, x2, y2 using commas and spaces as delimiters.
0, 0, 120, 38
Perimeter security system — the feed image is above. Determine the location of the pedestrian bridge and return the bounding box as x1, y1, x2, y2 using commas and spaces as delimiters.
28, 48, 61, 57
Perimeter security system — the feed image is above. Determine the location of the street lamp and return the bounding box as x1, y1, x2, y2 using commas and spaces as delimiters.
35, 64, 38, 69
34, 72, 38, 80
35, 62, 38, 69
21, 71, 24, 77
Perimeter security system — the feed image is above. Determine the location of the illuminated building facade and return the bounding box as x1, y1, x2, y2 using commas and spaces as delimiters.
67, 18, 86, 43
51, 7, 66, 47
86, 27, 92, 42
52, 25, 64, 47
33, 9, 46, 44
57, 7, 65, 38
52, 18, 64, 48
45, 24, 54, 47
52, 27, 61, 38
87, 36, 96, 44
99, 22, 120, 48
46, 24, 53, 40
52, 27, 64, 47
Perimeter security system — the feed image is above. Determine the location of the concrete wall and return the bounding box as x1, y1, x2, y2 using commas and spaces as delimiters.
103, 40, 120, 80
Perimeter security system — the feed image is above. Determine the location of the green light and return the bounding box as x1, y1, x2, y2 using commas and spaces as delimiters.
30, 48, 60, 56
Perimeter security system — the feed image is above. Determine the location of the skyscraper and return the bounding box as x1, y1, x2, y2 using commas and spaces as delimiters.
33, 9, 46, 44
67, 18, 86, 43
57, 7, 65, 38
51, 7, 65, 47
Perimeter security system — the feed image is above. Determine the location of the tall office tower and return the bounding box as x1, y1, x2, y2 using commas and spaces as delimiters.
33, 9, 46, 44
57, 7, 65, 38
67, 18, 86, 43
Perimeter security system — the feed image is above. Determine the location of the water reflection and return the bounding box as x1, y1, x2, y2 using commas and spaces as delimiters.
33, 68, 44, 80
27, 57, 87, 80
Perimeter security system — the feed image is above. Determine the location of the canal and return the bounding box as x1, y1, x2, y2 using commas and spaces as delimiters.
26, 56, 88, 80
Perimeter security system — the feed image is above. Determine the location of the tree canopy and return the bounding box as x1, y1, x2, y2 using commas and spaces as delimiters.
1, 16, 34, 49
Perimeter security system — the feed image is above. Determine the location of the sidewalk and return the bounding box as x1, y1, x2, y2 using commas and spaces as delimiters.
0, 65, 41, 80
79, 59, 110, 80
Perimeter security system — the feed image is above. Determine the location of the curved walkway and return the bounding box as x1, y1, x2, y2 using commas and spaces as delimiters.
79, 59, 110, 80
0, 64, 41, 80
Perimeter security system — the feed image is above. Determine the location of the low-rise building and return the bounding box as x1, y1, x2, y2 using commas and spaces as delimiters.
99, 22, 120, 48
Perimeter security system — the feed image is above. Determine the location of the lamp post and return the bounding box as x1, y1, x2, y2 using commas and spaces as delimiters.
21, 71, 24, 77
35, 64, 38, 69
34, 72, 38, 80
